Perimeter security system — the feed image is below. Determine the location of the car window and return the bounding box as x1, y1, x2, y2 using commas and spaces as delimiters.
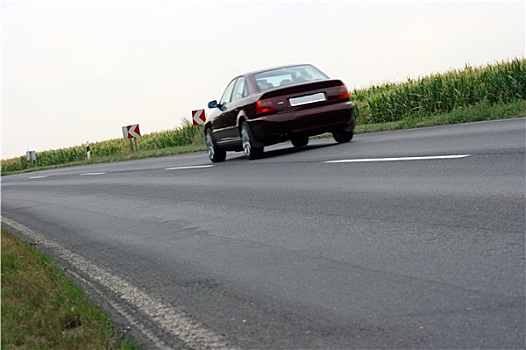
231, 77, 247, 102
220, 79, 237, 106
254, 65, 329, 92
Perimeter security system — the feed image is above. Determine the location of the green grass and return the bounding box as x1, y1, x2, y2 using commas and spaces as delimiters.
1, 227, 141, 350
355, 98, 526, 133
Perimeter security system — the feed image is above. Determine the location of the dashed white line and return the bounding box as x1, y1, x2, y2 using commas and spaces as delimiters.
164, 165, 214, 170
29, 175, 48, 179
79, 172, 106, 176
324, 154, 471, 164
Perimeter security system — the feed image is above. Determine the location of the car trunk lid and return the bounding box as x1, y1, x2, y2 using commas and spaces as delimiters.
258, 79, 349, 113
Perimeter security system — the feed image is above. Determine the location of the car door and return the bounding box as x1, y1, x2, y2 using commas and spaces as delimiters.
211, 79, 236, 143
213, 77, 247, 144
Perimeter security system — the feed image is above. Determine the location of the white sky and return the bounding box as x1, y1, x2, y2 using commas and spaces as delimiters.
2, 1, 524, 159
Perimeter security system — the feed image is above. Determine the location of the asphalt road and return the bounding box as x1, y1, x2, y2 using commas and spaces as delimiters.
2, 119, 525, 349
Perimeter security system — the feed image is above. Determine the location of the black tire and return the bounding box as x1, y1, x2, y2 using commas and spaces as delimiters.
291, 135, 309, 148
333, 130, 354, 143
241, 122, 263, 160
206, 129, 226, 163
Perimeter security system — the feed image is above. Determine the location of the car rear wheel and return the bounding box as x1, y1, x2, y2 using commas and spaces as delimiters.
333, 130, 354, 143
206, 129, 226, 163
241, 122, 263, 160
291, 135, 309, 148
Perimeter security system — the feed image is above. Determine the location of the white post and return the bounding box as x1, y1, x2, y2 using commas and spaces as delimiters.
86, 141, 91, 159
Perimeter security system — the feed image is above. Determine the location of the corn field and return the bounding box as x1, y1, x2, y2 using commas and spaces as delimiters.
2, 58, 525, 174
351, 58, 525, 124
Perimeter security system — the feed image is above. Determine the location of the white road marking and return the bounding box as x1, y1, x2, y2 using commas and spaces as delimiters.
66, 268, 175, 350
164, 165, 214, 170
79, 172, 106, 176
324, 154, 471, 164
29, 175, 48, 179
1, 217, 237, 350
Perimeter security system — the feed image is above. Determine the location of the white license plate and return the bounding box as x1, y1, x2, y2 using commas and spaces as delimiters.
289, 92, 326, 106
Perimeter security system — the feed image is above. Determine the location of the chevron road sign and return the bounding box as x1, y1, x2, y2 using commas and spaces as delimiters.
122, 124, 141, 139
192, 109, 206, 126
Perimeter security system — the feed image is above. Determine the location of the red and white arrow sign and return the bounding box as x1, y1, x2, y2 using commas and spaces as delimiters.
192, 109, 206, 126
122, 124, 141, 139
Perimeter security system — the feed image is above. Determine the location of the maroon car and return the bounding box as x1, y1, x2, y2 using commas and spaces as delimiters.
205, 64, 354, 162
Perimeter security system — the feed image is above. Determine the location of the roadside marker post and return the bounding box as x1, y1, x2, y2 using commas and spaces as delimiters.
86, 141, 91, 159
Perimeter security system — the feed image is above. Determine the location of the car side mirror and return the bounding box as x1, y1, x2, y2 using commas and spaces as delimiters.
208, 100, 219, 109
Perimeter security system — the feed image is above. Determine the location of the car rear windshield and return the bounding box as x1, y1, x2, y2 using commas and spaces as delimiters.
254, 65, 329, 92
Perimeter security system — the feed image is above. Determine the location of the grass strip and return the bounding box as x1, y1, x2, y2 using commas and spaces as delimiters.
355, 99, 526, 133
1, 227, 140, 350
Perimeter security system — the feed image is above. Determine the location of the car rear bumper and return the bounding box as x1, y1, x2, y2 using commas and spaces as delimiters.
248, 102, 354, 144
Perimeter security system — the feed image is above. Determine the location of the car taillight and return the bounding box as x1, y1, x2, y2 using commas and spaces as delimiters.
256, 99, 276, 115
338, 86, 350, 101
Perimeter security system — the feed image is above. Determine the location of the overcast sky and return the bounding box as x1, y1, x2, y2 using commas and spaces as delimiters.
2, 1, 524, 159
